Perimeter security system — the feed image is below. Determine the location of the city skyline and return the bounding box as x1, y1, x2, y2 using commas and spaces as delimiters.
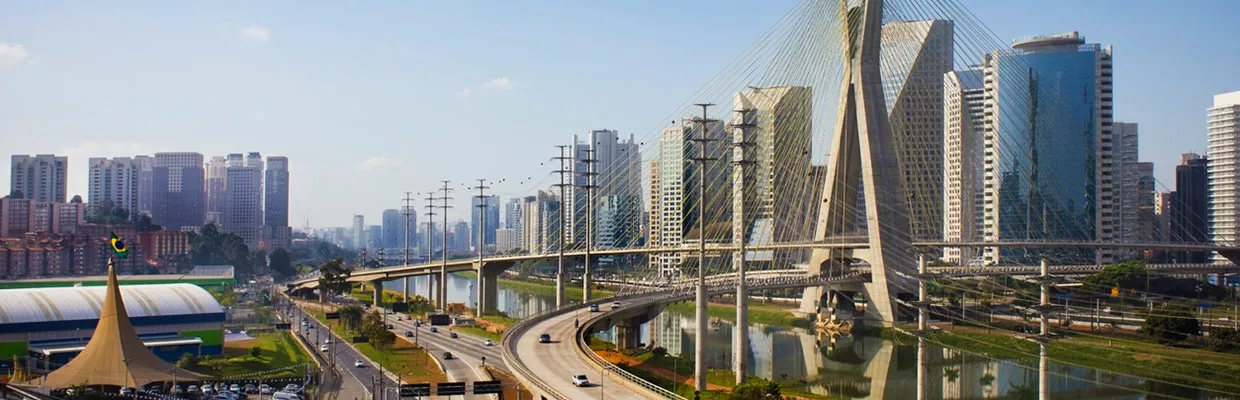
2, 0, 1239, 227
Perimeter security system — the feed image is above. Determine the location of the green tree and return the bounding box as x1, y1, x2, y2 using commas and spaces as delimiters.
318, 258, 352, 298
70, 195, 83, 203
178, 352, 199, 368
189, 223, 253, 276
1083, 261, 1147, 294
1142, 302, 1200, 344
651, 346, 667, 358
249, 346, 262, 357
135, 214, 162, 232
369, 330, 396, 350
269, 248, 296, 277
339, 304, 365, 333
730, 378, 785, 400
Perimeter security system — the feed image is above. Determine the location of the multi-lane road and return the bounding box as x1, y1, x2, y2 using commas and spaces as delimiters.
512, 304, 652, 400
383, 311, 500, 400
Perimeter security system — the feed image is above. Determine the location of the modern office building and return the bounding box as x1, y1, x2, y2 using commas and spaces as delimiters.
135, 155, 154, 218
204, 156, 227, 216
152, 152, 205, 231
942, 67, 986, 264
452, 221, 470, 252
1174, 154, 1209, 262
471, 195, 500, 248
10, 154, 68, 203
87, 157, 141, 219
731, 85, 813, 269
567, 130, 641, 249
352, 215, 365, 250
495, 228, 519, 254
880, 19, 954, 243
981, 32, 1114, 264
263, 156, 290, 250
1209, 90, 1240, 262
655, 117, 729, 276
1113, 123, 1145, 256
222, 153, 264, 248
382, 209, 402, 249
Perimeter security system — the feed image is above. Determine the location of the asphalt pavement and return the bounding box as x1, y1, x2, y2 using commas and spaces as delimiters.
384, 312, 497, 400
512, 303, 652, 400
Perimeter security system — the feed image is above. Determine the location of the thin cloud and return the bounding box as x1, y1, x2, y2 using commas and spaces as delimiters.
456, 88, 472, 98
482, 77, 513, 90
355, 157, 401, 171
239, 25, 272, 42
0, 42, 33, 67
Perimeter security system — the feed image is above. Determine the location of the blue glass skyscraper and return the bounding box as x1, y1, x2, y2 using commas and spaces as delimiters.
981, 32, 1114, 264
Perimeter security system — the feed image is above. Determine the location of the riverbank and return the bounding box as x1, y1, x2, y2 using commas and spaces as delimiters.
663, 299, 811, 329
592, 344, 829, 399
495, 277, 614, 301
886, 325, 1240, 395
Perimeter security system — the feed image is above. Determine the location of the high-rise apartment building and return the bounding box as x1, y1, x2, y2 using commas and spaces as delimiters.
471, 195, 500, 247
731, 86, 813, 269
655, 117, 728, 277
152, 152, 205, 231
87, 157, 141, 219
135, 155, 154, 217
1113, 123, 1143, 252
503, 198, 522, 249
264, 156, 290, 250
453, 221, 470, 252
205, 156, 227, 215
880, 19, 954, 242
10, 154, 68, 203
942, 68, 985, 264
222, 153, 265, 248
495, 228, 519, 254
982, 32, 1114, 264
1209, 90, 1240, 262
520, 191, 560, 254
647, 159, 662, 268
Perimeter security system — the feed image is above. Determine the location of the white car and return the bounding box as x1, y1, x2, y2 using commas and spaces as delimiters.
354, 360, 365, 368
483, 339, 495, 346
320, 344, 329, 352
572, 374, 589, 387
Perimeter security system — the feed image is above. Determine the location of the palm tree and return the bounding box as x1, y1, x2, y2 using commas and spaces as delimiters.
339, 305, 364, 333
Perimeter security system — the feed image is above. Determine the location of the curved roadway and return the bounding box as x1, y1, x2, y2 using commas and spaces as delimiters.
506, 272, 867, 399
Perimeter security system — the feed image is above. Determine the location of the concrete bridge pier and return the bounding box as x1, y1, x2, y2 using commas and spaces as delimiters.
371, 279, 385, 308
477, 261, 512, 315
615, 317, 643, 349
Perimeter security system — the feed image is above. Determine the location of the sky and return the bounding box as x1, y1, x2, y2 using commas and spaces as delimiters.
2, 0, 1238, 228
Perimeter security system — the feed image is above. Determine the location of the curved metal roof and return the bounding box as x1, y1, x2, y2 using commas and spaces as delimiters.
0, 283, 223, 325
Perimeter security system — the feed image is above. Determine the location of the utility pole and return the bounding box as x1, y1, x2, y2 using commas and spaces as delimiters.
729, 107, 756, 385
438, 181, 454, 311
552, 145, 573, 308
689, 102, 718, 391
578, 148, 599, 301
402, 192, 414, 305
423, 193, 438, 307
472, 179, 492, 315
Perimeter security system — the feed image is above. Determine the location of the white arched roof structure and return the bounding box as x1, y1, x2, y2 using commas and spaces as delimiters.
0, 283, 223, 325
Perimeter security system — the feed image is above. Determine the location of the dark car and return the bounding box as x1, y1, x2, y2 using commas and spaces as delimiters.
539, 334, 551, 343
385, 324, 394, 329
404, 331, 413, 337
449, 332, 458, 339
430, 327, 438, 333
442, 352, 453, 360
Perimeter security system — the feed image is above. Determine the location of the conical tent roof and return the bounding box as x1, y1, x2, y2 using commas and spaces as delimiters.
33, 261, 206, 388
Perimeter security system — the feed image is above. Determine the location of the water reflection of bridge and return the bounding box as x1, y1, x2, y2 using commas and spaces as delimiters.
645, 311, 1156, 399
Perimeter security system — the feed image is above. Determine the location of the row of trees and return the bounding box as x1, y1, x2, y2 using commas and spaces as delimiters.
335, 304, 396, 349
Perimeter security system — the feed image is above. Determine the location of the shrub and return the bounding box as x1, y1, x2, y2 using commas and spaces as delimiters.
250, 346, 262, 357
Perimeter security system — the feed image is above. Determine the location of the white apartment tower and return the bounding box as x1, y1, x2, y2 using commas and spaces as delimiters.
352, 214, 365, 250
10, 154, 68, 203
1209, 90, 1240, 260
656, 117, 727, 277
880, 19, 954, 242
731, 86, 813, 268
135, 155, 154, 217
223, 153, 265, 248
941, 68, 985, 264
87, 157, 141, 219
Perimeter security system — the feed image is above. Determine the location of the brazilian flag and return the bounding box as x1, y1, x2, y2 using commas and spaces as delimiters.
109, 232, 129, 259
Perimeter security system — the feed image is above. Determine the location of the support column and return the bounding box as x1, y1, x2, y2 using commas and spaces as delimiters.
1039, 258, 1050, 400
478, 263, 503, 315
615, 318, 642, 350
917, 254, 928, 400
372, 280, 384, 309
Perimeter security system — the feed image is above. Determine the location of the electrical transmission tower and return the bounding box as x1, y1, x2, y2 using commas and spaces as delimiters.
437, 181, 454, 310
423, 192, 438, 306
730, 107, 757, 385
689, 102, 718, 391
472, 179, 493, 314
577, 148, 599, 301
552, 145, 573, 307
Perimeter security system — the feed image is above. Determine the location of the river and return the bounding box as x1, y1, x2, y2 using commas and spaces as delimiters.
385, 273, 1220, 399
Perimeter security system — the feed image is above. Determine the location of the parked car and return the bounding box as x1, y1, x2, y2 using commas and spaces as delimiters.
572, 374, 590, 387
201, 384, 214, 394
119, 387, 134, 397
187, 385, 200, 394
539, 334, 551, 343
259, 384, 272, 394
243, 384, 257, 394
283, 384, 302, 393
229, 384, 241, 393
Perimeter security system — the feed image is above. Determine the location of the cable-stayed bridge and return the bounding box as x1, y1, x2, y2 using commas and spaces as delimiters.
289, 0, 1240, 397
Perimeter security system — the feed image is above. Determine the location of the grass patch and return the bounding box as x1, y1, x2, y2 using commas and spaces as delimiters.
927, 329, 1240, 394
481, 365, 532, 400
192, 331, 313, 379
663, 301, 810, 329
496, 278, 613, 301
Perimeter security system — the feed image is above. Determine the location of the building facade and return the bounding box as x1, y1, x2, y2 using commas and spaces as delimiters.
1173, 154, 1209, 262
10, 154, 68, 203
135, 156, 154, 218
152, 153, 205, 231
222, 153, 264, 248
942, 68, 986, 264
263, 156, 290, 250
1209, 90, 1240, 262
471, 195, 500, 248
982, 32, 1114, 265
880, 19, 954, 243
87, 157, 141, 219
655, 117, 728, 277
